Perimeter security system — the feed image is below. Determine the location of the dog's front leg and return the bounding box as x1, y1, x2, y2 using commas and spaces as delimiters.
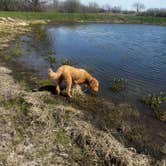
56, 84, 60, 95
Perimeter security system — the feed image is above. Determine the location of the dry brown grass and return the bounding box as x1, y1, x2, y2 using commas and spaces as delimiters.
0, 64, 154, 165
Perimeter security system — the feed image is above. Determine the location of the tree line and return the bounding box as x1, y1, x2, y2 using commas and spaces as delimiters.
138, 8, 166, 17
0, 0, 166, 17
0, 0, 46, 11
0, 0, 119, 13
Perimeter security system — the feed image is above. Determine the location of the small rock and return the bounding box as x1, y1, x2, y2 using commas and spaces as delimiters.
161, 144, 166, 154
59, 153, 69, 159
128, 147, 137, 153
7, 17, 15, 22
0, 17, 6, 21
0, 67, 12, 74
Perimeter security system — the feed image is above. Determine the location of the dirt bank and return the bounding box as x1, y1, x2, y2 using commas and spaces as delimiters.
0, 64, 153, 165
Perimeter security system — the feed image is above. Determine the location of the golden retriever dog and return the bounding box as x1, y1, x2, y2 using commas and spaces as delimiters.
48, 65, 99, 97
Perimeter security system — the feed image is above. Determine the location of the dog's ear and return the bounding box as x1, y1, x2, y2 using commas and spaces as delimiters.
90, 78, 97, 84
90, 78, 95, 84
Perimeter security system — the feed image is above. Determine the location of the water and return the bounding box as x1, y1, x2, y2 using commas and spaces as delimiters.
18, 23, 166, 111
45, 24, 166, 110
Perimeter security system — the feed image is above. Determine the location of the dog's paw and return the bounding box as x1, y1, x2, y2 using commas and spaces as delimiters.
67, 93, 72, 98
69, 95, 72, 98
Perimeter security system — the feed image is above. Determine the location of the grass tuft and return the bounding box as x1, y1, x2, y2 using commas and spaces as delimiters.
31, 24, 46, 41
45, 51, 56, 68
111, 77, 128, 92
0, 95, 32, 111
12, 43, 22, 57
61, 58, 74, 66
141, 92, 166, 121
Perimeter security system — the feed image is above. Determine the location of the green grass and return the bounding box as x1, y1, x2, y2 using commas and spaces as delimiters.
110, 77, 128, 92
11, 43, 22, 56
45, 51, 56, 68
61, 58, 74, 66
0, 11, 166, 25
0, 95, 32, 111
141, 92, 166, 121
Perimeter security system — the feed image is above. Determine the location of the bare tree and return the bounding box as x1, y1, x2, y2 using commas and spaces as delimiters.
88, 2, 99, 12
53, 0, 59, 11
103, 4, 111, 12
0, 0, 16, 11
141, 8, 166, 17
32, 0, 39, 8
133, 2, 145, 13
111, 6, 122, 13
63, 0, 81, 13
28, 0, 43, 11
0, 0, 46, 11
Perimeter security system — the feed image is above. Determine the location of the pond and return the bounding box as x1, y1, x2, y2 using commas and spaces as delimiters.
18, 23, 166, 112
46, 24, 166, 109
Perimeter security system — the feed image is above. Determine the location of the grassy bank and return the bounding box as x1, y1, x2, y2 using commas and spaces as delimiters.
0, 11, 166, 25
0, 65, 153, 165
0, 21, 153, 163
0, 18, 165, 165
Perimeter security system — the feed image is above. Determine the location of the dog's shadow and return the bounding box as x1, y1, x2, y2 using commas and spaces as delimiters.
37, 85, 73, 97
38, 85, 57, 95
37, 85, 95, 97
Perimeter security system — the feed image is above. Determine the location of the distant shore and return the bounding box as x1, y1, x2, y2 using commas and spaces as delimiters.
0, 11, 166, 25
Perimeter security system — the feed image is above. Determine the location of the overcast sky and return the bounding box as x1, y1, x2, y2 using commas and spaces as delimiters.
80, 0, 166, 10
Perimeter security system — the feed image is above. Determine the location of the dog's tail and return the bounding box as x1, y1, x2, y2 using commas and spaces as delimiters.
48, 68, 62, 80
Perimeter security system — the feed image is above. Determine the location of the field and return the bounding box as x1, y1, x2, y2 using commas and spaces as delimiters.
0, 11, 166, 25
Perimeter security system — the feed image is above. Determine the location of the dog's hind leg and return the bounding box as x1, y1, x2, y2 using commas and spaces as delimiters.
56, 77, 63, 95
65, 75, 72, 98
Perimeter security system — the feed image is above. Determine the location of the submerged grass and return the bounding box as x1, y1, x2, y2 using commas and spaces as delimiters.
11, 43, 22, 57
0, 43, 22, 61
111, 77, 128, 92
61, 58, 74, 66
141, 92, 166, 121
31, 24, 46, 40
45, 51, 56, 68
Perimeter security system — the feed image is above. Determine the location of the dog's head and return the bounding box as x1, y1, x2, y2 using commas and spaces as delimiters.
89, 77, 99, 92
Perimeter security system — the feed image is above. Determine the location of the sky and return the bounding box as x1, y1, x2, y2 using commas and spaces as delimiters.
80, 0, 166, 10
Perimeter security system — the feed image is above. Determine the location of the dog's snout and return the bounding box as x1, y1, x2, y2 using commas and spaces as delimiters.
94, 87, 99, 92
